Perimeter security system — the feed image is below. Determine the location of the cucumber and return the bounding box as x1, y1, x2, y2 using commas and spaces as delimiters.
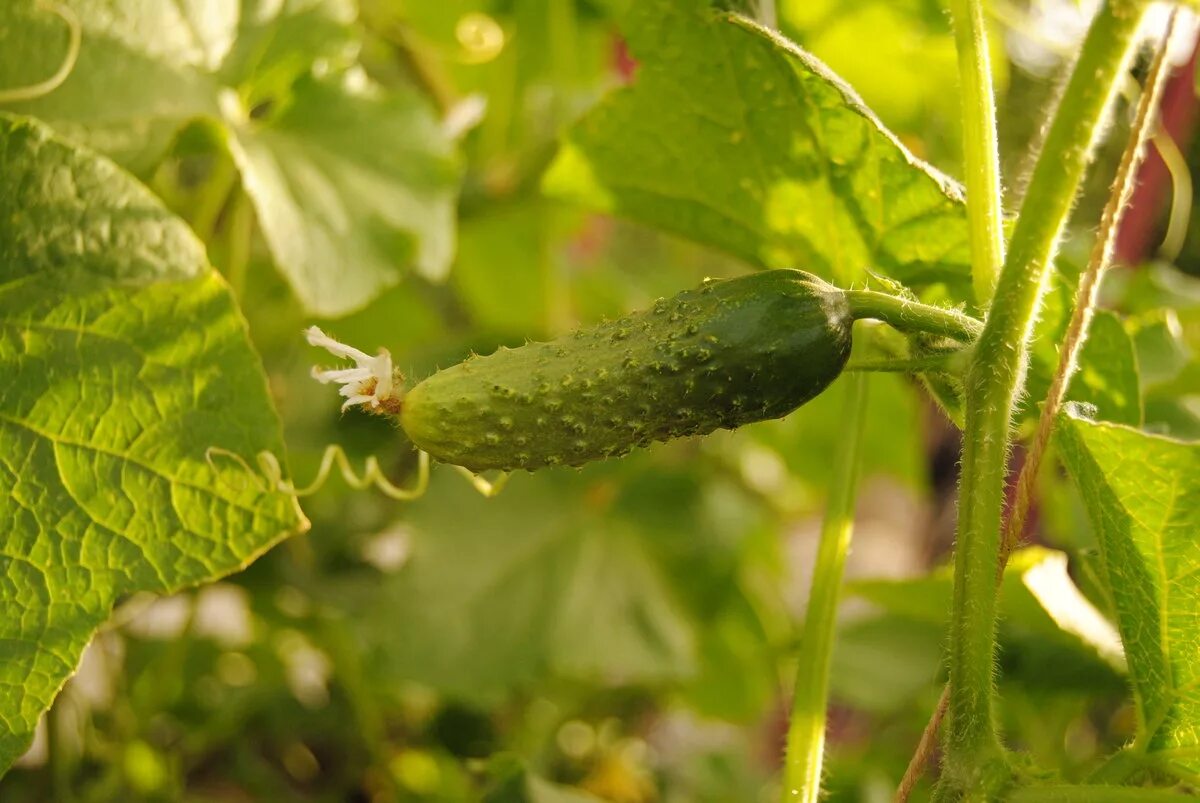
400, 269, 853, 471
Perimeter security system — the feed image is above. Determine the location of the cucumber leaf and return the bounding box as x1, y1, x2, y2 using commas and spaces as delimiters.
1057, 411, 1200, 776
543, 0, 972, 298
326, 464, 697, 703
0, 0, 460, 317
0, 114, 304, 773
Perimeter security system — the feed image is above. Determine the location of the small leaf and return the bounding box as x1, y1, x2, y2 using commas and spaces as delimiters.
0, 114, 304, 773
543, 0, 972, 297
1027, 308, 1143, 427
1067, 310, 1143, 426
1057, 411, 1200, 773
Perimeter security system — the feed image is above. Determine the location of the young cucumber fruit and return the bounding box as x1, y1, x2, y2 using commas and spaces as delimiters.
400, 269, 853, 472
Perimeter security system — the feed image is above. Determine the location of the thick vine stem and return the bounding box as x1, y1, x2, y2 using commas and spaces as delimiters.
783, 370, 870, 803
844, 289, 982, 343
948, 0, 1006, 305
939, 1, 1148, 798
1000, 7, 1179, 567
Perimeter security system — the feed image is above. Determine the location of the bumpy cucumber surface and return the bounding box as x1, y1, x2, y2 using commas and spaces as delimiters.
400, 269, 853, 471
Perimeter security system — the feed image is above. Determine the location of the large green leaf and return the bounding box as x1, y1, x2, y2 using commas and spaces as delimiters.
1057, 412, 1200, 774
542, 0, 972, 297
0, 0, 460, 316
0, 114, 304, 772
328, 464, 697, 703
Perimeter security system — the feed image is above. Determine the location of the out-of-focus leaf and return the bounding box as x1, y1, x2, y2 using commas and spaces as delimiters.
1057, 411, 1200, 774
0, 114, 303, 773
781, 0, 959, 138
1028, 265, 1142, 426
482, 756, 605, 803
1028, 308, 1142, 427
542, 0, 972, 298
850, 548, 1126, 677
451, 201, 561, 336
329, 465, 696, 703
748, 372, 926, 492
225, 71, 460, 315
1066, 311, 1143, 426
1007, 785, 1194, 801
830, 616, 942, 713
1127, 310, 1200, 439
0, 0, 461, 317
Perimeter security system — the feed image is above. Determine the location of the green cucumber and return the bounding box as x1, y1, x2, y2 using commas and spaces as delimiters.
400, 269, 853, 471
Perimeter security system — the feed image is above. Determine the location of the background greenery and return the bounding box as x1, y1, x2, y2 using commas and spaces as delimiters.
1, 0, 1199, 800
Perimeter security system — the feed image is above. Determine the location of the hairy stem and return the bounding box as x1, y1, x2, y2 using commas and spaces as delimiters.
845, 352, 964, 374
783, 370, 870, 803
941, 0, 1148, 796
904, 22, 1178, 799
948, 0, 1006, 305
844, 289, 982, 343
1001, 8, 1178, 564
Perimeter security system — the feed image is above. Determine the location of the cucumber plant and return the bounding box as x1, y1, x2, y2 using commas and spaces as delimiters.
1, 1, 1199, 802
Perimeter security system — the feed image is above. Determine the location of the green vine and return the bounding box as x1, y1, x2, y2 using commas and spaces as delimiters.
783, 369, 870, 802
939, 0, 1150, 797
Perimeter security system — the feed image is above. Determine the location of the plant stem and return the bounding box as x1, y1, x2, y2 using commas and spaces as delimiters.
845, 352, 963, 374
783, 369, 869, 803
1000, 7, 1177, 567
844, 289, 982, 343
903, 23, 1177, 799
940, 0, 1148, 796
948, 0, 1006, 306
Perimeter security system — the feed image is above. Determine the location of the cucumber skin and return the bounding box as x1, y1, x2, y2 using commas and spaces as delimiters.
400, 269, 853, 471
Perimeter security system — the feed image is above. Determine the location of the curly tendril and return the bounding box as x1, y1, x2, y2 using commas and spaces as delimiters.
205, 445, 511, 501
0, 1, 82, 103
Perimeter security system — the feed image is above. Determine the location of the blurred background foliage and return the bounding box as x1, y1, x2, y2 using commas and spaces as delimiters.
2, 0, 1200, 800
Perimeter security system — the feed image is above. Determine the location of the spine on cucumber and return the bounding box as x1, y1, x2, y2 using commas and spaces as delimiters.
400, 269, 853, 472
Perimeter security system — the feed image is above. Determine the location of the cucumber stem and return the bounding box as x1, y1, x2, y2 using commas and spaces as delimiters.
782, 369, 870, 803
845, 352, 966, 374
941, 0, 1148, 795
843, 289, 982, 343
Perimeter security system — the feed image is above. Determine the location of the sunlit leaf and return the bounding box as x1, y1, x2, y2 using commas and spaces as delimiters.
1058, 411, 1200, 774
0, 114, 304, 772
543, 0, 972, 298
